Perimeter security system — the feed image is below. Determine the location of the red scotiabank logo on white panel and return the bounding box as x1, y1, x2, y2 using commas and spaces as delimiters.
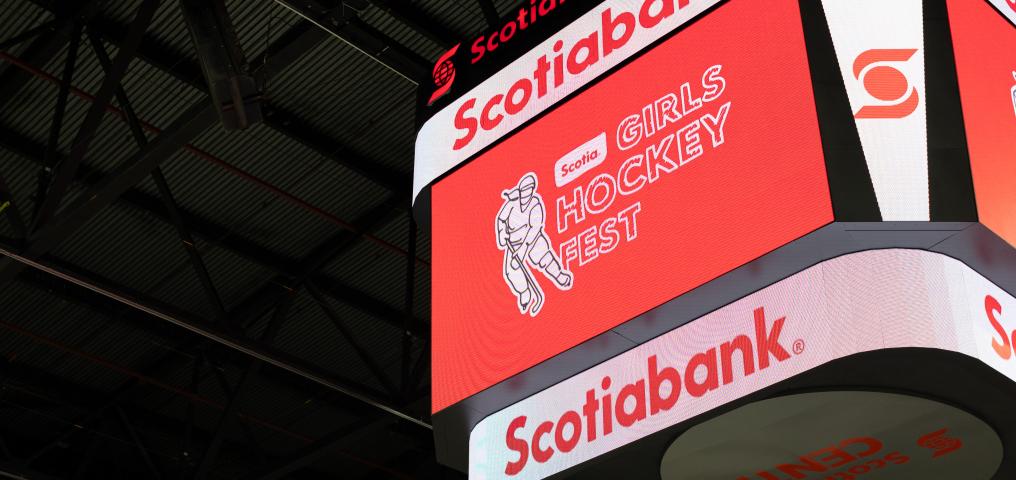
504, 307, 794, 476
414, 0, 723, 201
986, 294, 1016, 360
468, 250, 1016, 479
853, 49, 920, 119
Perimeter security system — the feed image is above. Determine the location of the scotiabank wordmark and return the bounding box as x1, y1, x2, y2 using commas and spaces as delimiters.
503, 307, 792, 476
986, 294, 1016, 361
469, 0, 567, 65
453, 0, 701, 151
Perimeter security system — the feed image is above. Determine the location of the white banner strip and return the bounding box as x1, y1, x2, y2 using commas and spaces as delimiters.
469, 249, 1016, 479
413, 0, 723, 203
821, 0, 929, 220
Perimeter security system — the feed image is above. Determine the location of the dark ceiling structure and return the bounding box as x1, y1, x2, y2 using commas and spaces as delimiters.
0, 0, 521, 478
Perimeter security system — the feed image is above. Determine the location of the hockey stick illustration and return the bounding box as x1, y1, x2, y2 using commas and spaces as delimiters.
499, 218, 545, 316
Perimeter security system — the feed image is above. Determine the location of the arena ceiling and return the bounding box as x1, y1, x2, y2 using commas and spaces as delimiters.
0, 0, 524, 478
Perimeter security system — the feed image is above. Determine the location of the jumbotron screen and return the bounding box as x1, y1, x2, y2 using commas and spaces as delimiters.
428, 0, 833, 412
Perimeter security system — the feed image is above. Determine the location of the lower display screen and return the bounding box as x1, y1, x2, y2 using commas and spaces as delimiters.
468, 249, 1016, 479
661, 391, 1003, 480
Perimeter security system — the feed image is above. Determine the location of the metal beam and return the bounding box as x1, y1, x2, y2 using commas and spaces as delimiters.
0, 127, 296, 276
274, 0, 430, 83
311, 274, 427, 337
0, 173, 27, 239
261, 106, 410, 193
42, 19, 81, 177
80, 14, 408, 195
5, 252, 389, 405
115, 407, 164, 480
0, 357, 335, 479
306, 283, 399, 397
0, 98, 219, 285
476, 0, 501, 29
228, 194, 409, 331
193, 298, 291, 480
367, 0, 460, 49
0, 20, 59, 50
179, 0, 263, 130
0, 1, 99, 113
26, 378, 140, 466
2, 133, 425, 340
32, 0, 160, 229
88, 29, 231, 325
400, 211, 416, 398
0, 246, 431, 429
71, 433, 101, 480
245, 419, 378, 480
0, 15, 329, 285
408, 338, 429, 396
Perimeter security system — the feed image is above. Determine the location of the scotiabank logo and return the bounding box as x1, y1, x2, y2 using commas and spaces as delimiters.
1009, 0, 1016, 13
453, 0, 701, 151
470, 0, 566, 65
428, 44, 460, 105
853, 49, 920, 119
503, 307, 794, 476
986, 294, 1016, 360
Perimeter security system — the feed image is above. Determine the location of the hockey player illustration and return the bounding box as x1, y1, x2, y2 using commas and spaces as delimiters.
496, 172, 573, 317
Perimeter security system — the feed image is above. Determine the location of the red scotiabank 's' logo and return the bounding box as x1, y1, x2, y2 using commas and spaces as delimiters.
1009, 0, 1016, 13
853, 48, 920, 119
917, 428, 963, 458
985, 294, 1016, 360
504, 307, 794, 476
428, 43, 460, 106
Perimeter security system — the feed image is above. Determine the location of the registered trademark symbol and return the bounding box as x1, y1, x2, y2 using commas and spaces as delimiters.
793, 339, 805, 355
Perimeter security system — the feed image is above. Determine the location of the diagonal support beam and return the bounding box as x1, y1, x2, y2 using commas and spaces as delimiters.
0, 173, 27, 239
32, 0, 160, 229
42, 19, 81, 175
367, 0, 460, 49
307, 282, 399, 397
0, 19, 327, 286
0, 20, 59, 50
274, 0, 429, 83
2, 132, 424, 338
0, 246, 430, 429
0, 99, 219, 284
0, 1, 101, 113
244, 419, 379, 480
228, 194, 406, 329
192, 298, 292, 480
400, 211, 416, 398
310, 274, 427, 337
115, 407, 164, 480
476, 0, 501, 29
261, 106, 410, 193
88, 29, 230, 325
79, 14, 409, 196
